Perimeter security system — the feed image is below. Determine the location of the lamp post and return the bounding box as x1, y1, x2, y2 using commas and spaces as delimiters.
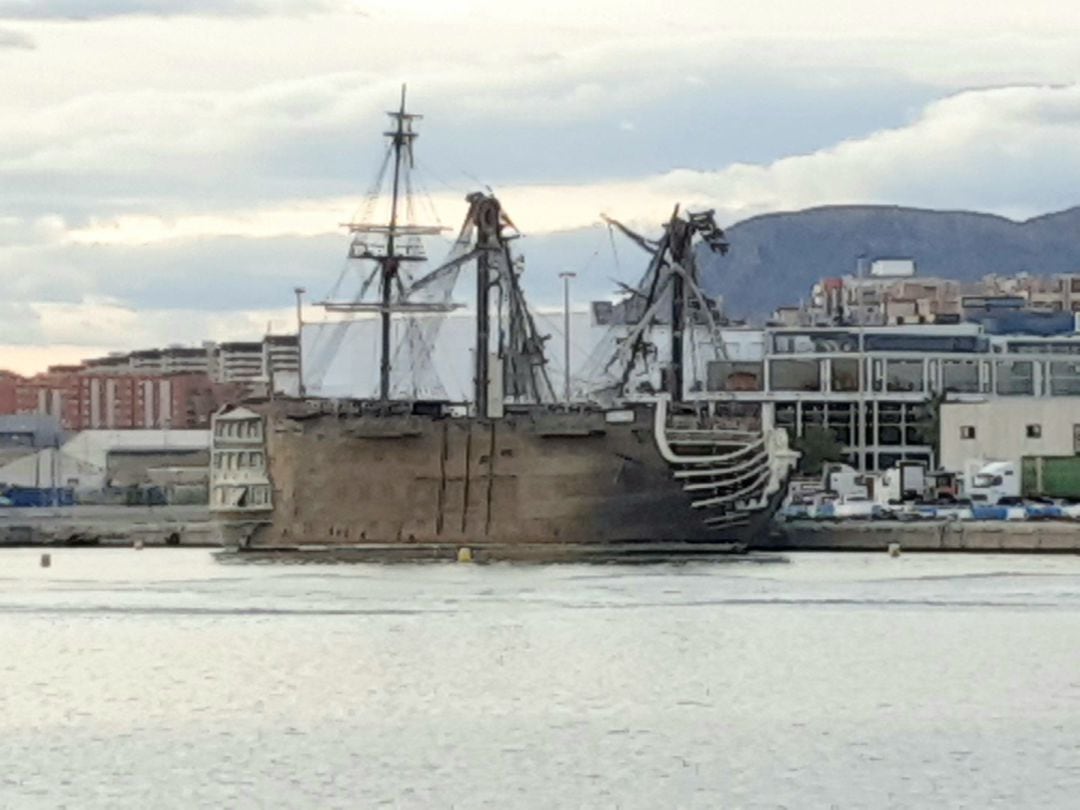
856, 255, 867, 473
294, 286, 306, 397
559, 272, 576, 404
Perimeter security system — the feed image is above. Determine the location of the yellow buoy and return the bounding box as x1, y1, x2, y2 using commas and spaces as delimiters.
457, 546, 473, 563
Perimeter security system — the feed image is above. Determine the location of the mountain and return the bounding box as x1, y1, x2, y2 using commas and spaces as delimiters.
698, 205, 1080, 319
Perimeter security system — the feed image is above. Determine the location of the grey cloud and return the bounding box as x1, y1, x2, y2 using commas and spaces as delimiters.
0, 26, 32, 47
0, 0, 344, 20
0, 227, 621, 316
0, 65, 939, 223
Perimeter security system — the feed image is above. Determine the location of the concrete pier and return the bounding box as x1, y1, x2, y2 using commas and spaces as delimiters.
0, 505, 216, 547
766, 519, 1080, 553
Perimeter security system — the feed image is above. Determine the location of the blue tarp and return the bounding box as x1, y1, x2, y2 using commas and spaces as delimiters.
1, 487, 76, 507
965, 309, 1077, 336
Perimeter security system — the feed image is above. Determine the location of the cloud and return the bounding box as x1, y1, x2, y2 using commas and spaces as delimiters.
0, 43, 943, 225
37, 83, 1080, 241
0, 294, 297, 371
4, 4, 1080, 374
0, 345, 115, 376
0, 1, 347, 20
1, 81, 1074, 338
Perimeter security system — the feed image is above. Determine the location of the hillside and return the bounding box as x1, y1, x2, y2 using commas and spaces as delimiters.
699, 205, 1080, 319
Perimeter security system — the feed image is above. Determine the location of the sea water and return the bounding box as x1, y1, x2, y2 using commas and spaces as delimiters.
1, 549, 1078, 808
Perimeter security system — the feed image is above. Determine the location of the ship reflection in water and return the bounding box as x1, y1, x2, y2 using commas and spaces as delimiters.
2, 548, 1079, 808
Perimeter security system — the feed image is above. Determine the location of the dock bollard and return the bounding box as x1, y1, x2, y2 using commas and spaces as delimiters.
457, 547, 473, 564
40, 553, 51, 568
888, 542, 901, 558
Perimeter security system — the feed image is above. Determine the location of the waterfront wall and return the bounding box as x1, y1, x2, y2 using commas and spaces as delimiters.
767, 520, 1080, 552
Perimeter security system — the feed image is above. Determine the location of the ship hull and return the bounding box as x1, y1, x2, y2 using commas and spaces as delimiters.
211, 402, 793, 555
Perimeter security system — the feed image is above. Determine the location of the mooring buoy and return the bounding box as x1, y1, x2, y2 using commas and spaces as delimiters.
457, 547, 473, 563
40, 553, 51, 568
888, 542, 901, 558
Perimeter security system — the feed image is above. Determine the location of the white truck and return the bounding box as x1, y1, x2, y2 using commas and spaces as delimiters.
967, 461, 1020, 504
874, 461, 928, 505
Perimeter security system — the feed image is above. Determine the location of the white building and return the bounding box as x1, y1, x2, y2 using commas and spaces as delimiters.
941, 399, 1080, 482
214, 342, 264, 386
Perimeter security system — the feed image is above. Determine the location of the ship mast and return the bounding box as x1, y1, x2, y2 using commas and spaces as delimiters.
380, 85, 409, 403
314, 84, 450, 402
309, 89, 552, 407
599, 208, 729, 402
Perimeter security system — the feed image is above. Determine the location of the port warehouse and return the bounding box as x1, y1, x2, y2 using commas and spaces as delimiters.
0, 417, 210, 505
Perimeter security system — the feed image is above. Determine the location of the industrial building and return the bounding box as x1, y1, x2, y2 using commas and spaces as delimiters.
0, 428, 210, 502
940, 399, 1080, 483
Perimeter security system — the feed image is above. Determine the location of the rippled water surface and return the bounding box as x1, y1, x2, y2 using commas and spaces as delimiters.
1, 549, 1079, 808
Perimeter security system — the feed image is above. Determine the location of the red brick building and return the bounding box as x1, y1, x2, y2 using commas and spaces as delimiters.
10, 368, 241, 430
0, 370, 20, 415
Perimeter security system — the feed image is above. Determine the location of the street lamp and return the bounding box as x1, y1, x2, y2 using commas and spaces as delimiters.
855, 255, 867, 473
558, 272, 576, 404
294, 286, 306, 397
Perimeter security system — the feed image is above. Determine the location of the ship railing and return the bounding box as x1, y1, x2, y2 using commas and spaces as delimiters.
666, 435, 761, 447
680, 455, 772, 491
674, 448, 769, 480
666, 429, 760, 443
703, 511, 751, 528
653, 397, 771, 466
690, 468, 772, 509
663, 435, 767, 466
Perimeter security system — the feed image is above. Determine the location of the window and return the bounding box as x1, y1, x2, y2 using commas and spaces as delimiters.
1026, 424, 1042, 439
706, 361, 763, 392
830, 358, 860, 392
960, 425, 976, 439
770, 359, 821, 392
996, 360, 1034, 395
942, 360, 980, 393
885, 359, 924, 392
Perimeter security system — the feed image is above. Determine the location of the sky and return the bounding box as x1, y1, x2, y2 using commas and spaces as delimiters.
2, 0, 1080, 374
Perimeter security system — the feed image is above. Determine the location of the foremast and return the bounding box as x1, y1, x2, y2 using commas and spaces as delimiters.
315, 84, 448, 403
311, 87, 553, 410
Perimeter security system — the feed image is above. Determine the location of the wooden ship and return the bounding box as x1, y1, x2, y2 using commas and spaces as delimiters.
209, 88, 797, 560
